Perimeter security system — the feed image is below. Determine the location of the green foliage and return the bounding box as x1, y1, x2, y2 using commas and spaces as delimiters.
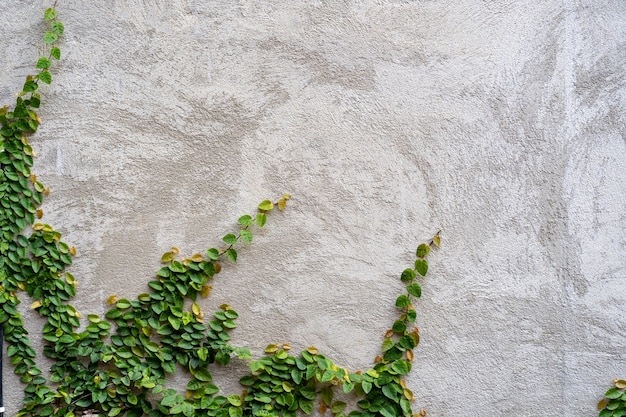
598, 380, 626, 417
1, 5, 440, 417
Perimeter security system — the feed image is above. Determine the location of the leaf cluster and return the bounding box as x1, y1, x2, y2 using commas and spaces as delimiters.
598, 380, 626, 417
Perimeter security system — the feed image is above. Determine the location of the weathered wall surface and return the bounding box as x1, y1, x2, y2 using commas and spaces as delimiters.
1, 1, 625, 415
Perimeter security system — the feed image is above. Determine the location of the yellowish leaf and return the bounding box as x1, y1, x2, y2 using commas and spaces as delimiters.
190, 253, 203, 262
33, 223, 44, 231
17, 282, 26, 291
192, 302, 201, 316
265, 344, 280, 353
107, 295, 119, 305
403, 388, 414, 401
220, 303, 232, 311
615, 379, 626, 389
214, 263, 222, 274
30, 174, 37, 183
282, 343, 292, 351
36, 209, 43, 219
161, 252, 174, 263
171, 246, 179, 255
319, 403, 327, 414
31, 300, 42, 309
420, 409, 427, 416
277, 198, 287, 211
598, 398, 609, 410
406, 349, 414, 362
306, 346, 318, 355
283, 193, 291, 200
432, 232, 441, 248
69, 246, 77, 256
201, 285, 212, 298
44, 187, 50, 196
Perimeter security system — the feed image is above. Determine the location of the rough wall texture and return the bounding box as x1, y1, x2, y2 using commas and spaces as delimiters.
1, 1, 625, 416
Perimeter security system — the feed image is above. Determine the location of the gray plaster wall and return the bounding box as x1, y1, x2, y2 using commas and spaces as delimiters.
1, 1, 625, 416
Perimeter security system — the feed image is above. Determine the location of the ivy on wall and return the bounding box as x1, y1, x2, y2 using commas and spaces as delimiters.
0, 5, 448, 417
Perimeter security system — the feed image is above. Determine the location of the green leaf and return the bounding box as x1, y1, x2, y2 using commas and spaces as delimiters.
361, 380, 372, 394
43, 32, 58, 44
50, 47, 61, 60
226, 249, 237, 262
406, 309, 417, 322
258, 200, 274, 211
416, 243, 430, 258
605, 388, 623, 399
395, 295, 410, 308
192, 367, 213, 382
255, 213, 267, 227
240, 229, 253, 243
206, 248, 220, 260
300, 386, 316, 400
227, 394, 242, 406
414, 259, 428, 276
400, 268, 416, 282
238, 215, 252, 226
299, 399, 314, 415
383, 347, 403, 362
379, 405, 397, 417
168, 316, 181, 330
382, 338, 395, 352
239, 375, 255, 386
391, 360, 411, 375
51, 21, 64, 36
36, 57, 51, 69
169, 260, 186, 273
108, 408, 122, 417
22, 80, 38, 93
44, 8, 58, 20
321, 387, 333, 405
406, 283, 422, 298
229, 407, 243, 417
331, 401, 347, 414
223, 234, 237, 245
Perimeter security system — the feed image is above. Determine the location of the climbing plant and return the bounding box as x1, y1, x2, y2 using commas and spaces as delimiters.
598, 380, 626, 417
0, 5, 442, 417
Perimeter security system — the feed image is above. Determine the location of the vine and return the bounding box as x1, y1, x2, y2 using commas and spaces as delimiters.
598, 380, 626, 417
0, 6, 442, 417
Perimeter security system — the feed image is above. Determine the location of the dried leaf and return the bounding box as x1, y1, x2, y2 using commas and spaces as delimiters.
107, 295, 119, 305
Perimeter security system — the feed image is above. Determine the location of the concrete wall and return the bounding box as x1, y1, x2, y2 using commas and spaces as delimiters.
1, 1, 625, 415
